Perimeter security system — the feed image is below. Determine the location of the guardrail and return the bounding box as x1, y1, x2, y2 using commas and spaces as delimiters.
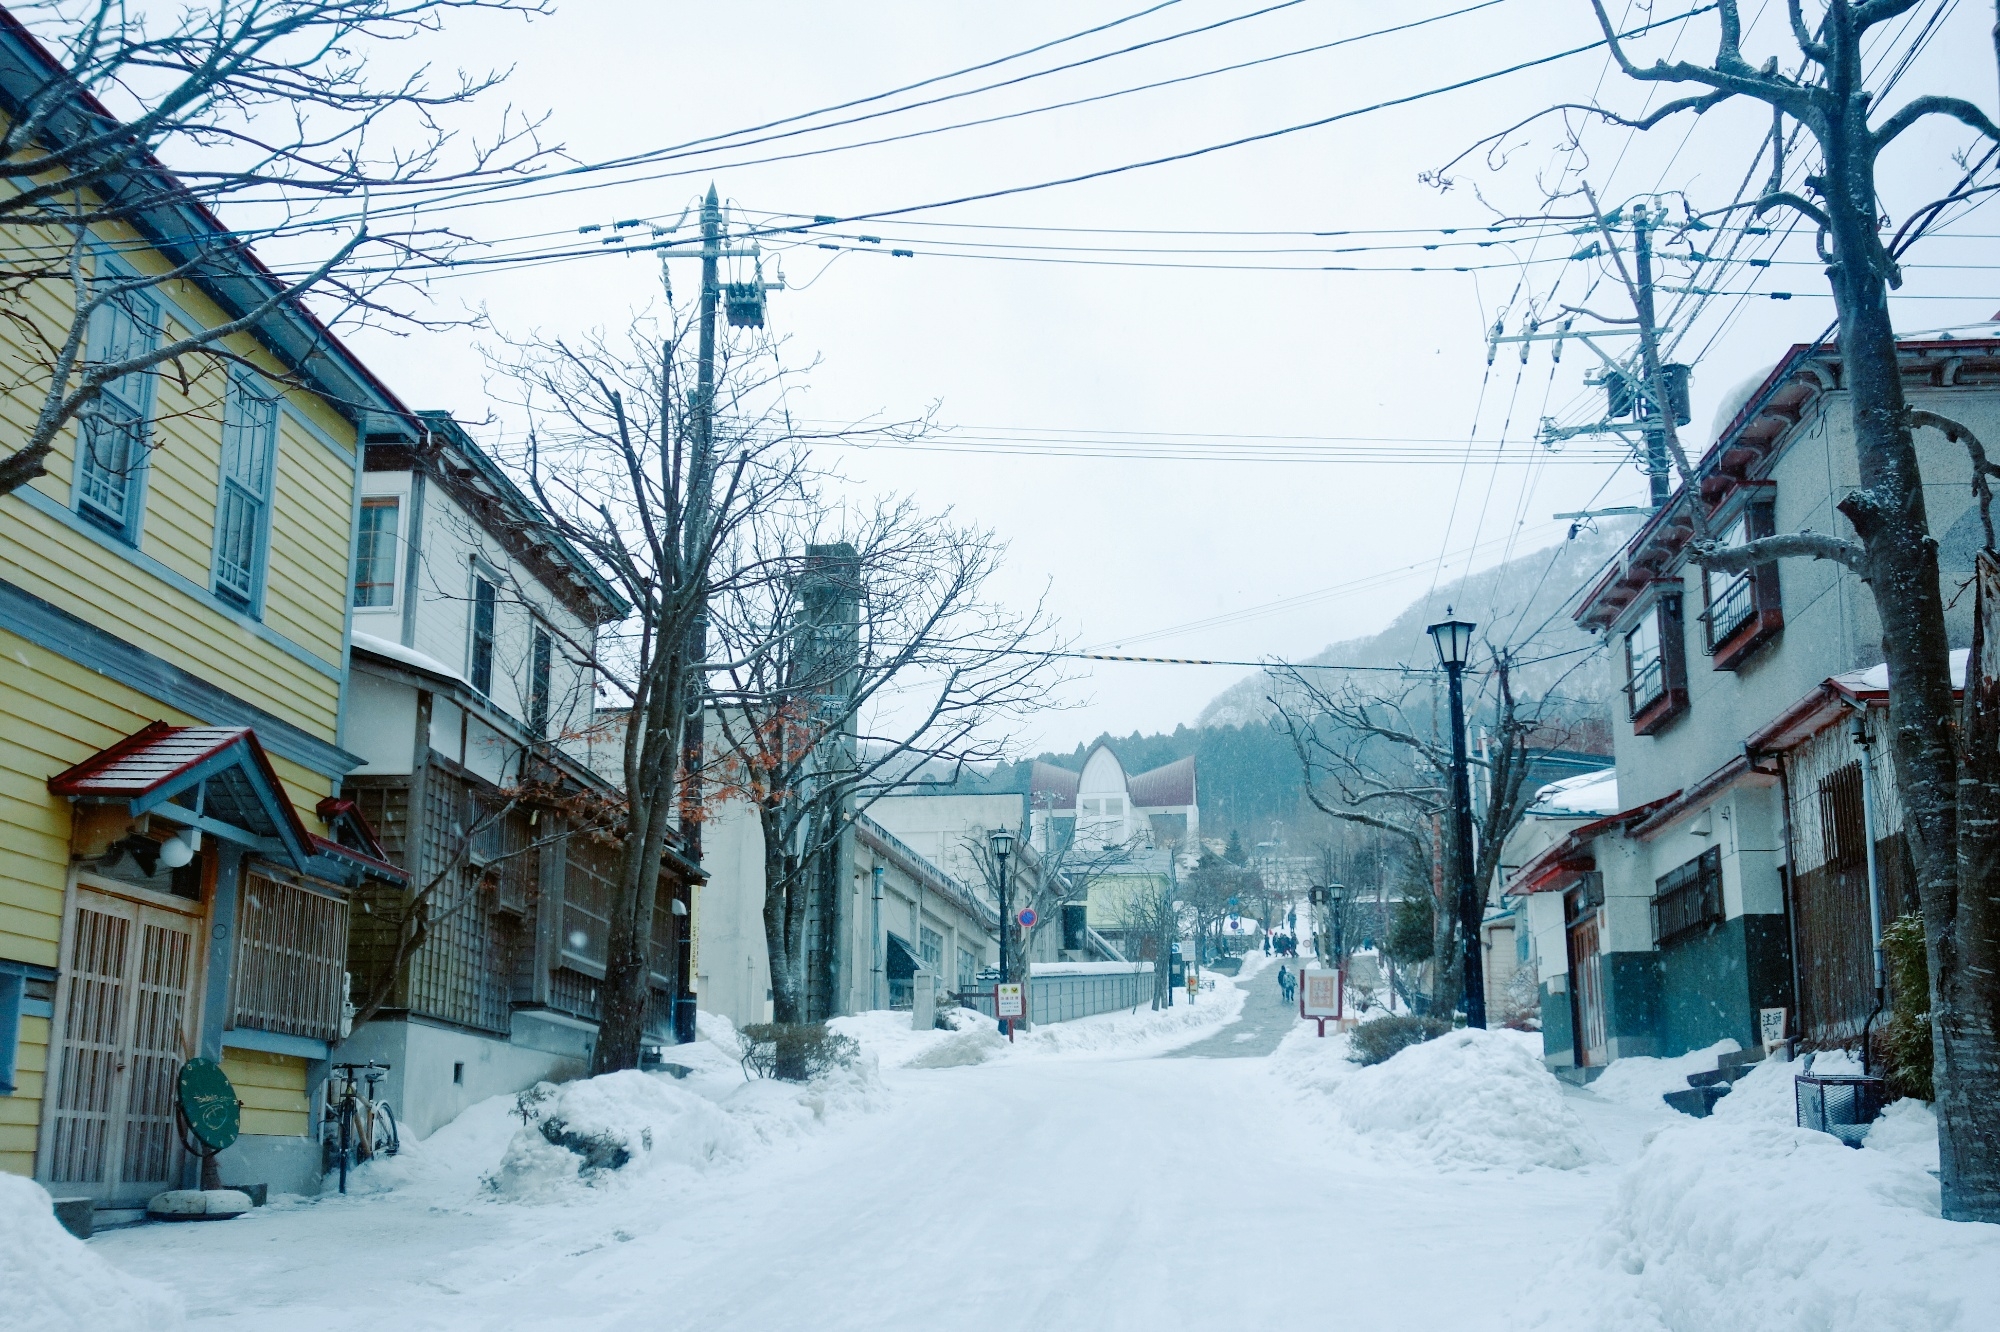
953, 965, 1153, 1024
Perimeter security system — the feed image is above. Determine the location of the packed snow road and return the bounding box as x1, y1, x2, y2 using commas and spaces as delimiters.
62, 958, 1998, 1332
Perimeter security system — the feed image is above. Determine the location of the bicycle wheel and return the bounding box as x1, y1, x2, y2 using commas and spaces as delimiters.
370, 1103, 400, 1158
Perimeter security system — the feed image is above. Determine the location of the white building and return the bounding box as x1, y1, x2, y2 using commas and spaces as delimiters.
332, 415, 685, 1139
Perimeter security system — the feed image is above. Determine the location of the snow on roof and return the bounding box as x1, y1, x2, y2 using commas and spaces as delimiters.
352, 630, 472, 689
1834, 648, 1969, 695
1530, 767, 1619, 816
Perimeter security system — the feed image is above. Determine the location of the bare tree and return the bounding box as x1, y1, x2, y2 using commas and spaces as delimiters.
958, 816, 1132, 1031
484, 308, 799, 1073
1272, 653, 1551, 1013
0, 0, 553, 499
706, 499, 1064, 1027
1108, 853, 1184, 1011
1439, 1, 2000, 1221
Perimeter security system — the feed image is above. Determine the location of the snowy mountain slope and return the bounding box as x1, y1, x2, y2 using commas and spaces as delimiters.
1197, 523, 1637, 729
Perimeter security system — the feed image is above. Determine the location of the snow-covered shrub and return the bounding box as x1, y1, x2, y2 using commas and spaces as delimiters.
489, 1071, 745, 1197
1348, 1012, 1453, 1066
738, 1022, 861, 1082
0, 1173, 182, 1331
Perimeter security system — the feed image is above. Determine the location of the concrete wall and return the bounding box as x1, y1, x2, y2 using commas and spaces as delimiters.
332, 1014, 585, 1141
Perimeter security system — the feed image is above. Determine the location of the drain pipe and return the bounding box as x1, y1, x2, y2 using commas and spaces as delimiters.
1849, 704, 1887, 1075
1747, 743, 1804, 1057
870, 864, 885, 1011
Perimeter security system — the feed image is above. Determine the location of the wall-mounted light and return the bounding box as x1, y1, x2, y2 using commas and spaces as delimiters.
157, 828, 201, 869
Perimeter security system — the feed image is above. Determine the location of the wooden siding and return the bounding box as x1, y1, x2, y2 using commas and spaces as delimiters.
220, 1047, 310, 1138
0, 215, 358, 741
0, 1015, 49, 1176
1, 628, 335, 1178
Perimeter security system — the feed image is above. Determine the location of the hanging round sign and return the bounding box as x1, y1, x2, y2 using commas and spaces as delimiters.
176, 1057, 241, 1153
1017, 907, 1038, 928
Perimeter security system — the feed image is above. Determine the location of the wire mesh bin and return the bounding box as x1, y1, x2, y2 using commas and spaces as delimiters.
1795, 1073, 1888, 1148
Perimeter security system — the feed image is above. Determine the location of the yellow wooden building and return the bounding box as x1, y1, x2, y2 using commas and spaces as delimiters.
0, 22, 414, 1219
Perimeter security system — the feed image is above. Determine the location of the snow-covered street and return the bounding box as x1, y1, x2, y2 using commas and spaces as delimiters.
25, 961, 1995, 1331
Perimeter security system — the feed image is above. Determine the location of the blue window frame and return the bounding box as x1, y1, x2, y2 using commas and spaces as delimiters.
213, 371, 280, 613
74, 283, 161, 540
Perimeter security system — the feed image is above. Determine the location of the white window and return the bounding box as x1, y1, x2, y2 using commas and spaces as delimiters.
352, 497, 400, 607
74, 286, 161, 539
1626, 612, 1663, 713
212, 373, 279, 612
1703, 516, 1756, 645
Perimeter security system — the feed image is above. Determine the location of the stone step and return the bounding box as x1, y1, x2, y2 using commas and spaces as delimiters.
1717, 1047, 1765, 1073
1663, 1084, 1731, 1118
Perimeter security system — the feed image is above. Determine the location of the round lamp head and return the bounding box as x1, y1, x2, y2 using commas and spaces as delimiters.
1427, 610, 1477, 669
157, 830, 198, 870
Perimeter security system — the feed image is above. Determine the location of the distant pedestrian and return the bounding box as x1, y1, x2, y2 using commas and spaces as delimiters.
1277, 964, 1292, 1005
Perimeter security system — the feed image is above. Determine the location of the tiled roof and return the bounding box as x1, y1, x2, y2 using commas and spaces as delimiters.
49, 722, 253, 796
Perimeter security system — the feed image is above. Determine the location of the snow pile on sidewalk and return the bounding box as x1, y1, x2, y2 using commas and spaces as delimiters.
1521, 1048, 1998, 1332
1584, 1039, 1740, 1110
1274, 1023, 1603, 1171
0, 1174, 181, 1331
1523, 1107, 1999, 1332
481, 1017, 884, 1200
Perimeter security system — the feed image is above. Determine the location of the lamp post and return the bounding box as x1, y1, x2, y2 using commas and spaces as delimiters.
989, 827, 1015, 1032
1428, 610, 1486, 1029
1330, 883, 1346, 966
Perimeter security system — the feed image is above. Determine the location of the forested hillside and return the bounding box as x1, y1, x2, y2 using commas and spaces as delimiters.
974, 527, 1628, 848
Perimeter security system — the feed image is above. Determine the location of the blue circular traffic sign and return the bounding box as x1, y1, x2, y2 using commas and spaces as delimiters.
1017, 907, 1038, 928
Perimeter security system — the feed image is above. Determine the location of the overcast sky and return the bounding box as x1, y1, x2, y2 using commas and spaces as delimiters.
327, 0, 2000, 753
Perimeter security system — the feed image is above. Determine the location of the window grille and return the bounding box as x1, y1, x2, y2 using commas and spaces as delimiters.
74, 288, 160, 537
562, 837, 616, 971
353, 498, 399, 607
230, 873, 348, 1041
213, 373, 278, 611
1653, 846, 1724, 945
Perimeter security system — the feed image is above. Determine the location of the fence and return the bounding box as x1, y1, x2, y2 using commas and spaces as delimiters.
954, 964, 1154, 1025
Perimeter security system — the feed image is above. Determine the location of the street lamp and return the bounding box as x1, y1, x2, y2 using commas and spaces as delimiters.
1428, 609, 1485, 1029
1330, 883, 1346, 965
989, 827, 1015, 1032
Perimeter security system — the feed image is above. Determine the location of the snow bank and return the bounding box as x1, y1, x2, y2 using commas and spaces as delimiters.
1711, 1048, 1862, 1126
1585, 1039, 1740, 1111
1522, 1111, 1999, 1332
488, 1055, 884, 1200
1274, 1025, 1602, 1171
0, 1174, 181, 1331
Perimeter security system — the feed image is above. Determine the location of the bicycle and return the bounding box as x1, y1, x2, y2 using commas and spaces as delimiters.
322, 1061, 399, 1194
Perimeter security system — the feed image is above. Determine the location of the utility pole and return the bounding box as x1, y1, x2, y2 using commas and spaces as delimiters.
1630, 202, 1670, 507
672, 186, 723, 1044
1496, 193, 1691, 514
